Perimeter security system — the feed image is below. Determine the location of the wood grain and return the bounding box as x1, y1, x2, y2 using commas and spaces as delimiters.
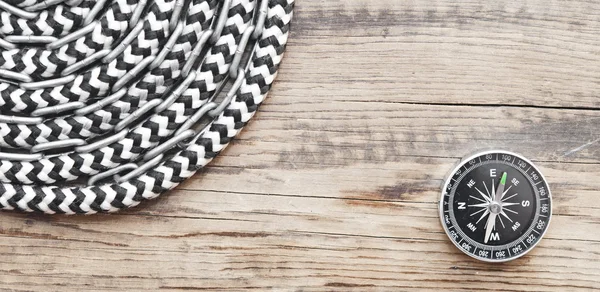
2, 0, 600, 291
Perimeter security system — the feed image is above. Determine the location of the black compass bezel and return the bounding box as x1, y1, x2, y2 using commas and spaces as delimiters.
439, 150, 552, 262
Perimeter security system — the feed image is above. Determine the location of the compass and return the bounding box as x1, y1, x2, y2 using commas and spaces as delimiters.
439, 150, 552, 262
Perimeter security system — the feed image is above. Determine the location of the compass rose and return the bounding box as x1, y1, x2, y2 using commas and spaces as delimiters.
469, 173, 520, 243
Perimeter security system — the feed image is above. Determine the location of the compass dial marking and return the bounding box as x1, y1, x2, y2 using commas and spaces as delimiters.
475, 208, 490, 224
497, 214, 506, 229
470, 207, 486, 217
501, 202, 520, 207
503, 192, 519, 202
469, 195, 487, 204
474, 187, 492, 203
502, 185, 513, 199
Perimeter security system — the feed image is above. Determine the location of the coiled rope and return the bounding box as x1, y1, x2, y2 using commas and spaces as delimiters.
0, 0, 294, 214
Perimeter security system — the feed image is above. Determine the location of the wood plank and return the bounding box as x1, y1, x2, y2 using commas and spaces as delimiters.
290, 0, 600, 109
1, 0, 600, 290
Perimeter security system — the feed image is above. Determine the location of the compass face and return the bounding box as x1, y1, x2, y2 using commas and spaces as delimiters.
439, 150, 552, 262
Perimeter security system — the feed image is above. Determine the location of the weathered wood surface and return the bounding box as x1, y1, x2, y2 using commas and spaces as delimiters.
2, 0, 600, 291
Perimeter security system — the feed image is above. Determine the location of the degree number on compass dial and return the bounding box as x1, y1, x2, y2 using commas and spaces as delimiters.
439, 150, 552, 262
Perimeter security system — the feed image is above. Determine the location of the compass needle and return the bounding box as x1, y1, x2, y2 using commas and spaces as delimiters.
440, 150, 552, 262
494, 173, 507, 202
484, 213, 497, 244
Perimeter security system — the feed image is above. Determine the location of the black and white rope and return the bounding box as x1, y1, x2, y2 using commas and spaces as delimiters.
0, 0, 219, 149
0, 0, 252, 184
0, 0, 294, 214
0, 0, 94, 37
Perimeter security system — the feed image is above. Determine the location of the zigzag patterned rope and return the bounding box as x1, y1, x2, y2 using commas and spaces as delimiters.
0, 0, 294, 214
0, 0, 94, 37
0, 0, 219, 150
0, 0, 251, 184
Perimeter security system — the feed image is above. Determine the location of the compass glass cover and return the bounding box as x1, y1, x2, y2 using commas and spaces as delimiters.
440, 151, 552, 262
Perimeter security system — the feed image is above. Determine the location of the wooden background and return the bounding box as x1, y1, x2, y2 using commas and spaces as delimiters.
2, 0, 600, 290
